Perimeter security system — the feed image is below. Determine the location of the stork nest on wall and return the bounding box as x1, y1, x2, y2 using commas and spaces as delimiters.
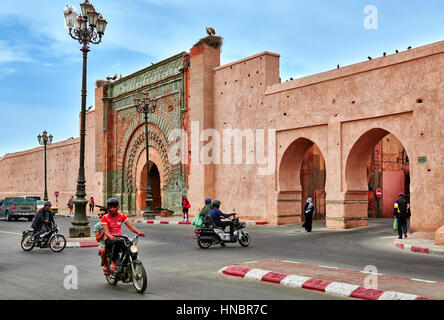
193, 35, 223, 49
96, 80, 108, 88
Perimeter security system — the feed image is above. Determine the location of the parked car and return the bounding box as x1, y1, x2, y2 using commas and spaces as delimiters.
35, 200, 59, 214
26, 196, 41, 201
0, 197, 36, 221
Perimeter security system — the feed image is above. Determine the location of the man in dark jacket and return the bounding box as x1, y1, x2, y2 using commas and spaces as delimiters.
210, 200, 235, 236
394, 193, 410, 239
32, 201, 55, 243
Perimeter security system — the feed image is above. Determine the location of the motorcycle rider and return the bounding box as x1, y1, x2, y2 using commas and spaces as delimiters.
31, 201, 54, 245
210, 200, 235, 246
101, 198, 145, 273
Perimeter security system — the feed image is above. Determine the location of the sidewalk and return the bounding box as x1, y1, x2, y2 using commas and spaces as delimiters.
392, 232, 444, 257
219, 259, 443, 300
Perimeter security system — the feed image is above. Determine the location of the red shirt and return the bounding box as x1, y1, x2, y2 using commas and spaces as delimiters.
101, 212, 128, 237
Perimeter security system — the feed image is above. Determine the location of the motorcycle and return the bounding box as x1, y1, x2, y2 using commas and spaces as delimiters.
194, 211, 251, 249
21, 223, 66, 253
104, 234, 147, 294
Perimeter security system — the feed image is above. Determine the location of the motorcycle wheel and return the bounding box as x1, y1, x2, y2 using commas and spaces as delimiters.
197, 238, 211, 249
49, 234, 66, 253
21, 233, 35, 251
132, 261, 147, 294
238, 232, 250, 247
105, 258, 118, 286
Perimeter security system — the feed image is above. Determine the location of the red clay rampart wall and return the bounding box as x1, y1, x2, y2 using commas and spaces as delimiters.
0, 110, 102, 210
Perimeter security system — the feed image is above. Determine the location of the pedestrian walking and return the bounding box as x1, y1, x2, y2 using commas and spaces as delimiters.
302, 197, 315, 232
394, 192, 411, 239
89, 196, 95, 213
182, 195, 191, 222
67, 196, 74, 214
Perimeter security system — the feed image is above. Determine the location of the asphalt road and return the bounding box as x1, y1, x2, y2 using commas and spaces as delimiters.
0, 217, 443, 300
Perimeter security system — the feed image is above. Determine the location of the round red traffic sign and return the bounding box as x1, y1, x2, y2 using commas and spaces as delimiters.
375, 188, 382, 198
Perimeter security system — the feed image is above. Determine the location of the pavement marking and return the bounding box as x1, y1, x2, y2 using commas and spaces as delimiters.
0, 231, 21, 236
410, 278, 437, 284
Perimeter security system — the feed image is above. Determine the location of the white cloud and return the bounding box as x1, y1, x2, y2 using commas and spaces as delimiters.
0, 41, 33, 63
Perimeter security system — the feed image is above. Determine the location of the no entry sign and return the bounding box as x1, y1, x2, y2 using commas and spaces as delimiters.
375, 188, 382, 198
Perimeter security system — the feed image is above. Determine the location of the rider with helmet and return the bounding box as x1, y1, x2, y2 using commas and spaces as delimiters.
210, 200, 235, 243
101, 198, 145, 273
31, 201, 54, 245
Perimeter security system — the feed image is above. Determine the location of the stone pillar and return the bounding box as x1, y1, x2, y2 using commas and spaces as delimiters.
325, 117, 368, 229
187, 42, 221, 211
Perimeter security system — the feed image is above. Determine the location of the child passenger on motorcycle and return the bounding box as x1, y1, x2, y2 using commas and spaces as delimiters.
94, 211, 108, 275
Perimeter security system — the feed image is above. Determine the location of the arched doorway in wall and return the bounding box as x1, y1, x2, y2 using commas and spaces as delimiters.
301, 145, 327, 221
138, 162, 162, 211
345, 128, 411, 221
278, 137, 327, 224
135, 147, 165, 215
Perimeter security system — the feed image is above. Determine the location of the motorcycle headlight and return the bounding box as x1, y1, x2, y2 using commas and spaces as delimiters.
130, 245, 138, 254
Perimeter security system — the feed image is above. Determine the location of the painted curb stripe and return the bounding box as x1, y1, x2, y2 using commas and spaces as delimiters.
394, 241, 444, 256
302, 278, 332, 292
79, 242, 99, 248
280, 275, 311, 288
66, 242, 98, 248
244, 269, 270, 281
378, 291, 418, 300
219, 264, 440, 300
411, 246, 429, 254
325, 282, 360, 297
262, 272, 288, 284
222, 265, 252, 278
350, 287, 385, 300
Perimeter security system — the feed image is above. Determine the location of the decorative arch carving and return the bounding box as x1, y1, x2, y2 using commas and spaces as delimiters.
122, 124, 170, 194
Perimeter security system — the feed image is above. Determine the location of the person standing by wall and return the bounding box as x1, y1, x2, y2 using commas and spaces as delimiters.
67, 196, 74, 214
302, 197, 315, 232
89, 196, 95, 213
182, 195, 191, 222
394, 192, 410, 239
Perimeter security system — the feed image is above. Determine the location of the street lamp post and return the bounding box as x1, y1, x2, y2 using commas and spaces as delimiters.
134, 91, 157, 219
37, 131, 53, 202
63, 1, 107, 237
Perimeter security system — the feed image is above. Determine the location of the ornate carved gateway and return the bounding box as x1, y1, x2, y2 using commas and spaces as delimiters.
100, 52, 190, 215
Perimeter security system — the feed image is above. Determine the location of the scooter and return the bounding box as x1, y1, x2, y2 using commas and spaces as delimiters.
194, 211, 251, 249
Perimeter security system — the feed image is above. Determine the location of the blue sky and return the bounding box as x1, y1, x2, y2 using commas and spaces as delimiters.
0, 0, 443, 157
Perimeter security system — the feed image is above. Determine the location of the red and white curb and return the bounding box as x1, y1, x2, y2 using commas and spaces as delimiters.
218, 265, 438, 300
66, 242, 99, 248
130, 219, 268, 226
57, 215, 268, 226
394, 241, 444, 256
